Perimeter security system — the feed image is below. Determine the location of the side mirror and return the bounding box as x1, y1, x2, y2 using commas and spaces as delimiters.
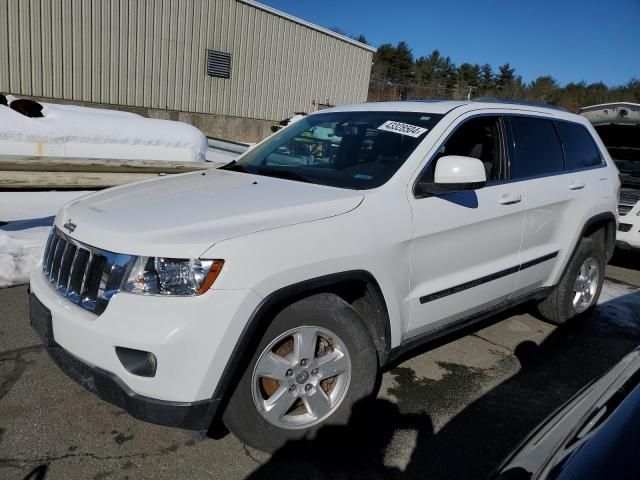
418, 155, 486, 195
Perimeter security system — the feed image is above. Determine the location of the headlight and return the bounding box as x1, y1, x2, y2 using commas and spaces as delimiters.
125, 257, 224, 296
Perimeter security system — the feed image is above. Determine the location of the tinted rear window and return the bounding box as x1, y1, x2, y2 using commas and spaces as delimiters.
556, 121, 602, 170
509, 116, 564, 179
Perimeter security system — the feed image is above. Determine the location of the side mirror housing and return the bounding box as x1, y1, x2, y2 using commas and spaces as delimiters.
418, 155, 487, 196
435, 155, 487, 184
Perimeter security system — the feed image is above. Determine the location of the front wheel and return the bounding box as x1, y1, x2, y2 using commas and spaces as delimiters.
536, 238, 605, 324
222, 293, 378, 452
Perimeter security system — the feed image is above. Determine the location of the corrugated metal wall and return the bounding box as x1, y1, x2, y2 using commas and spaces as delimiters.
0, 0, 373, 121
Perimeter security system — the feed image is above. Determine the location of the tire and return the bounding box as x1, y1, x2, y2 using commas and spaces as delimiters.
222, 293, 378, 452
536, 237, 605, 325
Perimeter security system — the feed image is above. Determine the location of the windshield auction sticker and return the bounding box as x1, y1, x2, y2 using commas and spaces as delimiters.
377, 120, 428, 138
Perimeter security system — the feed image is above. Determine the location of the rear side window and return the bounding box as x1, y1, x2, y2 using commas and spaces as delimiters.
555, 121, 602, 170
509, 116, 564, 179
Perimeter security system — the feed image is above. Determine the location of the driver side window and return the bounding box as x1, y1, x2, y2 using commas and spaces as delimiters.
420, 115, 505, 185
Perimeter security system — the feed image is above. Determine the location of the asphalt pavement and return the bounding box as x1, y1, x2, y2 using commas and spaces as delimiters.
1, 255, 639, 480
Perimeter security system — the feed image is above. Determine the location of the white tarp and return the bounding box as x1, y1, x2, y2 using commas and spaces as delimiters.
0, 97, 209, 162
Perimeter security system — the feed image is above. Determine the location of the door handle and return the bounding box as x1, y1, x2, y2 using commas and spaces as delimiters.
569, 181, 585, 190
499, 193, 522, 205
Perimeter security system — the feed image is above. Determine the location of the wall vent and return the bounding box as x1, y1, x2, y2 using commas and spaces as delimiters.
206, 50, 231, 79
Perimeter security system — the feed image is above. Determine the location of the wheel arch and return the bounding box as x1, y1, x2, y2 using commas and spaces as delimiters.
209, 270, 392, 425
582, 212, 617, 262
558, 212, 616, 283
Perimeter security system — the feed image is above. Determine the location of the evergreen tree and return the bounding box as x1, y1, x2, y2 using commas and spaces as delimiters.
366, 39, 640, 110
527, 76, 560, 104
479, 64, 495, 93
389, 41, 414, 85
458, 63, 481, 88
496, 63, 516, 95
415, 50, 442, 87
370, 43, 396, 84
354, 34, 369, 45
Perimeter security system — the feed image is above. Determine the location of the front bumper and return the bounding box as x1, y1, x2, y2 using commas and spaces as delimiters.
617, 216, 640, 250
617, 198, 640, 250
30, 266, 262, 419
31, 292, 217, 430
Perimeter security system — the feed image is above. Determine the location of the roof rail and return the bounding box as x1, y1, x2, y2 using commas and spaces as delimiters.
409, 99, 453, 103
472, 97, 567, 112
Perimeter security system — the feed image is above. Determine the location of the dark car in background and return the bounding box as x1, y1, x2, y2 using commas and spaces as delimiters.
492, 347, 640, 480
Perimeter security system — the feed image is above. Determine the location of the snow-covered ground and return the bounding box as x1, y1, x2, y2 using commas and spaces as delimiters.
0, 191, 92, 222
0, 225, 50, 288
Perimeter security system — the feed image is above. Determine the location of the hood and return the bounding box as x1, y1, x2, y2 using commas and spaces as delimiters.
56, 169, 364, 258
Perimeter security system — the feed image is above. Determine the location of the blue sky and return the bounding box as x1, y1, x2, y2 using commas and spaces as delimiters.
260, 0, 639, 87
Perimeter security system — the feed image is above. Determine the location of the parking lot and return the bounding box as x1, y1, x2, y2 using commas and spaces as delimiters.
1, 251, 639, 480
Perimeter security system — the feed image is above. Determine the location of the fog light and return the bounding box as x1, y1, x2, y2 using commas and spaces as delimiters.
115, 347, 157, 377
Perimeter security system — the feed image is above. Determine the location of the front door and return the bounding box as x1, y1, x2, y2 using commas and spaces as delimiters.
407, 115, 526, 338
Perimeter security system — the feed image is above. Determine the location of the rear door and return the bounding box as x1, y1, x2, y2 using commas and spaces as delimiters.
555, 120, 610, 215
508, 115, 592, 296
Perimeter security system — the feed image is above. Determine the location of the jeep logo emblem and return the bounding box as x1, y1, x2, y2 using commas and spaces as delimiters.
63, 219, 77, 233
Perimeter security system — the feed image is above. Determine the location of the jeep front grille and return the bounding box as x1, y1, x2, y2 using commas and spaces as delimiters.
42, 228, 134, 315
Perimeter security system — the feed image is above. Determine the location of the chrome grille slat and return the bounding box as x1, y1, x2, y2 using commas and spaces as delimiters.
57, 244, 77, 295
81, 254, 106, 310
49, 238, 66, 283
79, 251, 93, 302
41, 228, 135, 315
45, 234, 59, 277
55, 243, 69, 286
68, 249, 90, 304
42, 233, 54, 275
65, 248, 80, 292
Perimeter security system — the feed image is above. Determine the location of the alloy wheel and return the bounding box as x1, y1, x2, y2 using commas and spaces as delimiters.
572, 257, 600, 313
250, 326, 351, 430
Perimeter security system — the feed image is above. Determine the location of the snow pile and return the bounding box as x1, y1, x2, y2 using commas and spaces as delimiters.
0, 226, 50, 288
0, 190, 92, 288
0, 97, 209, 162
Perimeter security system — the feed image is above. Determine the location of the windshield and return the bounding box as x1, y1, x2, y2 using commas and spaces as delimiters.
223, 111, 443, 189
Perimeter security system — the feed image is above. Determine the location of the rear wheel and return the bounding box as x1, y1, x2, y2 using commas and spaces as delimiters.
537, 238, 605, 324
222, 293, 378, 452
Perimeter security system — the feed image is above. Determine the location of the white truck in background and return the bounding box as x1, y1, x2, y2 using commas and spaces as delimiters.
580, 102, 640, 250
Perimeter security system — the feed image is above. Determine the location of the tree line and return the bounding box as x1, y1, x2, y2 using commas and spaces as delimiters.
363, 40, 639, 112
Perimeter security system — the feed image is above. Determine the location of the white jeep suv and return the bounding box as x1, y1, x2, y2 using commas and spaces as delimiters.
30, 100, 619, 451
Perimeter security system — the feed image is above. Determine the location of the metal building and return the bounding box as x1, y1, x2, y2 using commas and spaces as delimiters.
0, 0, 375, 142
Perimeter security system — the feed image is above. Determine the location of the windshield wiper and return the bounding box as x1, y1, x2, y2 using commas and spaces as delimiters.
219, 160, 248, 172
220, 162, 311, 183
257, 168, 311, 183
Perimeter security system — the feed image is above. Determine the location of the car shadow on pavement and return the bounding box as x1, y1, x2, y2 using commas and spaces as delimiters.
245, 291, 640, 480
610, 249, 640, 271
